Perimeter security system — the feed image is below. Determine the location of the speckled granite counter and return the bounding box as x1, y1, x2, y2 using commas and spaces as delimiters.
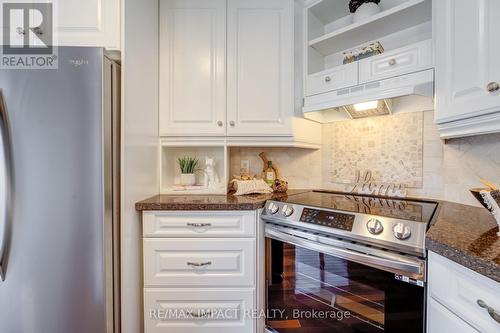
135, 189, 310, 211
427, 201, 500, 283
136, 190, 500, 282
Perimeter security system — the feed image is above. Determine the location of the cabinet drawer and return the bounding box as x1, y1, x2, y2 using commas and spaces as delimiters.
144, 288, 255, 333
306, 63, 358, 96
359, 40, 432, 83
428, 252, 500, 332
427, 298, 479, 333
143, 211, 256, 238
144, 239, 255, 287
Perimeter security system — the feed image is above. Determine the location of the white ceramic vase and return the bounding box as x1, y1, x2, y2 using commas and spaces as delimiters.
353, 2, 381, 23
180, 173, 196, 186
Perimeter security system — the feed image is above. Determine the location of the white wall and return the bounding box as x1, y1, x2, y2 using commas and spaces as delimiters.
121, 0, 159, 332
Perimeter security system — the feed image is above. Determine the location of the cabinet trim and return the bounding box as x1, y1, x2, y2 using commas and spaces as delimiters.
436, 111, 500, 139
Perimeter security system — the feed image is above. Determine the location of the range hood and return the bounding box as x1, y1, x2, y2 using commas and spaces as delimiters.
303, 69, 434, 123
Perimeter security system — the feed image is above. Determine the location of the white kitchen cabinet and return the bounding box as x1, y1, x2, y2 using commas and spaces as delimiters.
56, 0, 120, 49
159, 0, 227, 136
427, 298, 479, 333
142, 211, 258, 333
158, 0, 321, 145
2, 0, 120, 49
143, 238, 256, 287
306, 62, 358, 96
434, 0, 500, 138
359, 39, 432, 84
144, 288, 255, 333
427, 252, 500, 333
226, 0, 294, 136
143, 210, 256, 237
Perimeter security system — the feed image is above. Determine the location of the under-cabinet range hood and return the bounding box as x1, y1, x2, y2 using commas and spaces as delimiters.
303, 69, 434, 123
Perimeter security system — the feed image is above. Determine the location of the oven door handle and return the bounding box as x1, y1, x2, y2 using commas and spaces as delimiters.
265, 225, 424, 278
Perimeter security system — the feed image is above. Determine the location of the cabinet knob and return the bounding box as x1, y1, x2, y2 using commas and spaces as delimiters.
217, 121, 223, 127
229, 121, 235, 127
16, 27, 25, 35
325, 76, 332, 83
487, 82, 500, 93
388, 59, 397, 66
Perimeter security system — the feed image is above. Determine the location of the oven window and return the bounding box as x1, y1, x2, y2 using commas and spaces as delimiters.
266, 241, 424, 333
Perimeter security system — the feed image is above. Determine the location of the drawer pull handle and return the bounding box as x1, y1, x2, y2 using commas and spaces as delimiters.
477, 300, 500, 324
324, 76, 331, 83
187, 223, 212, 228
187, 261, 212, 267
388, 59, 397, 66
487, 82, 500, 93
189, 311, 212, 318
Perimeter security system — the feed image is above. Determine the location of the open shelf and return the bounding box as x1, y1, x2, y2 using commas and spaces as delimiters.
160, 140, 228, 195
308, 0, 431, 56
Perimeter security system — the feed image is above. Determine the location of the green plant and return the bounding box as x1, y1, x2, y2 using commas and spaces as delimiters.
177, 156, 199, 174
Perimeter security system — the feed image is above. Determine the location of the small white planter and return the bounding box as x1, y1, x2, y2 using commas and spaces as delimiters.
180, 173, 196, 186
353, 2, 381, 23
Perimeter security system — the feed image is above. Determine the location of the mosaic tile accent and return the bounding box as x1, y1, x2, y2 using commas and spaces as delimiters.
329, 112, 424, 187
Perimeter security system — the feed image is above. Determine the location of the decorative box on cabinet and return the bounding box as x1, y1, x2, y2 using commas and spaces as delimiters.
434, 0, 500, 138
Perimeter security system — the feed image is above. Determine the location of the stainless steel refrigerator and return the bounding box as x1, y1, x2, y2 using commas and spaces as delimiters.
0, 47, 121, 333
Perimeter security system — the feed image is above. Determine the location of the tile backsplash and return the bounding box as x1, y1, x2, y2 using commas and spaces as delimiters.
229, 111, 500, 207
327, 112, 424, 187
324, 111, 500, 206
229, 147, 322, 189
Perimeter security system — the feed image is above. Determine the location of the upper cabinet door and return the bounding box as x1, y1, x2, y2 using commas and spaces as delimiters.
159, 0, 226, 136
56, 0, 120, 49
227, 0, 293, 136
434, 0, 500, 125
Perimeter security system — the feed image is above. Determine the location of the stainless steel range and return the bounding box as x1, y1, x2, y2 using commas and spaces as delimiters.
262, 191, 438, 333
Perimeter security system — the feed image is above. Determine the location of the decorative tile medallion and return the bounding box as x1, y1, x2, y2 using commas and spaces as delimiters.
330, 112, 424, 188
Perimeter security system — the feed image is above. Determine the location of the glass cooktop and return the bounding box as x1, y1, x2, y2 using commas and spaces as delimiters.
284, 191, 438, 223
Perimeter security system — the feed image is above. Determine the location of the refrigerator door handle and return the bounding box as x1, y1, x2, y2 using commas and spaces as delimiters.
0, 91, 14, 281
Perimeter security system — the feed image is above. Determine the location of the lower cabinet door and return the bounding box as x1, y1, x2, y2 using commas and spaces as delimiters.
144, 288, 255, 333
427, 299, 479, 333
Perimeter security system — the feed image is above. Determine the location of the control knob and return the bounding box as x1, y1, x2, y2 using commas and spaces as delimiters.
281, 205, 295, 217
267, 202, 279, 215
366, 218, 384, 235
393, 223, 411, 240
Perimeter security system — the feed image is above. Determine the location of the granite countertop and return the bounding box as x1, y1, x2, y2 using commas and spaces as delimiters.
135, 189, 310, 211
427, 201, 500, 283
136, 190, 500, 282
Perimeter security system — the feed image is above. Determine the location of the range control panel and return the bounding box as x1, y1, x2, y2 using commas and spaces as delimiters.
300, 208, 355, 232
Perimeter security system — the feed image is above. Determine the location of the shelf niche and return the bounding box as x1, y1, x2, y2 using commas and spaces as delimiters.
160, 142, 228, 195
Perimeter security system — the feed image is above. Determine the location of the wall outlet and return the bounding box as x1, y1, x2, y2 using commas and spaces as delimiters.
241, 160, 250, 175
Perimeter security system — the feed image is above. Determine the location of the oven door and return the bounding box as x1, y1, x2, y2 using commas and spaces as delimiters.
265, 223, 426, 333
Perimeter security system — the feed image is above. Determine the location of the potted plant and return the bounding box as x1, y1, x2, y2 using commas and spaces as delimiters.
349, 0, 381, 23
177, 156, 199, 186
